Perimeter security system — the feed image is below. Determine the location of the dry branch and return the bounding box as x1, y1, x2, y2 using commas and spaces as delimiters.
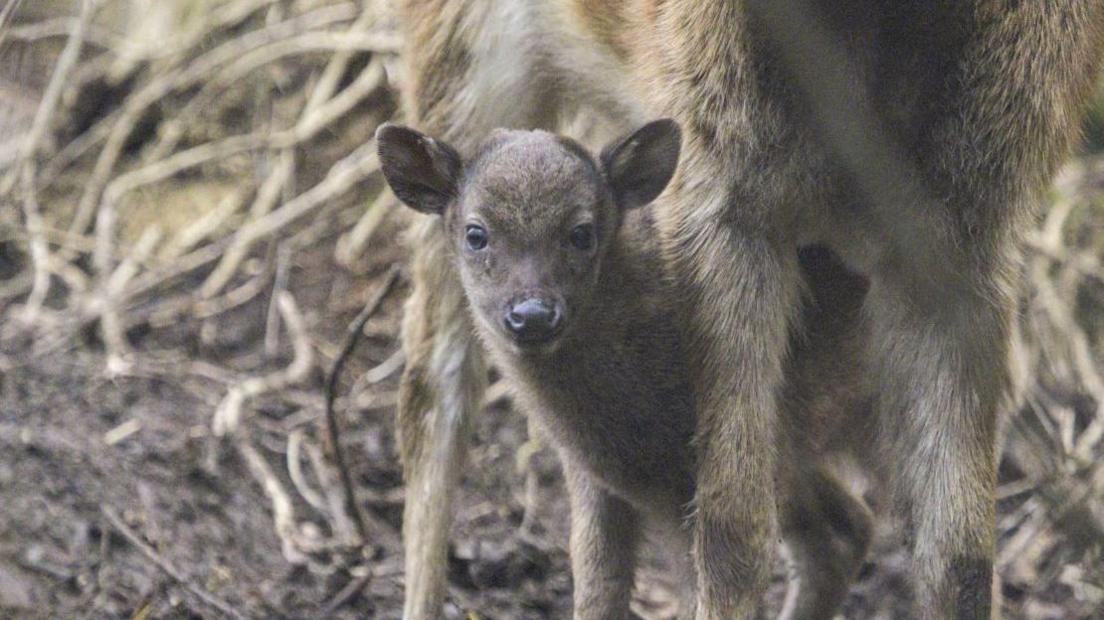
288, 427, 330, 514
213, 291, 314, 436
70, 2, 359, 236
200, 139, 380, 297
4, 15, 119, 48
237, 437, 312, 565
8, 0, 99, 324
322, 266, 400, 544
17, 163, 50, 324
101, 504, 245, 620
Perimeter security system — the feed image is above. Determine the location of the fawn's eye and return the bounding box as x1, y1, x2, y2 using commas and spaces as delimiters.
465, 225, 488, 250
570, 224, 594, 251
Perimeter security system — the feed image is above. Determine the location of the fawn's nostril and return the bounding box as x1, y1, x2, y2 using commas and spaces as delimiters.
505, 311, 526, 332
504, 299, 561, 342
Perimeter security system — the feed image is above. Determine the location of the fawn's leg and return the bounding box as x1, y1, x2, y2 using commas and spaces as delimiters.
778, 465, 873, 620
563, 460, 642, 620
656, 169, 802, 619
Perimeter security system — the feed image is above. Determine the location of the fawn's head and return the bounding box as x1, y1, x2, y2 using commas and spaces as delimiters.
378, 120, 680, 354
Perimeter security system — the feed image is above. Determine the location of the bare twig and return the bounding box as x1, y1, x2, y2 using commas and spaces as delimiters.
304, 439, 361, 546
8, 0, 99, 322
95, 225, 161, 369
236, 438, 312, 565
306, 0, 382, 113
16, 164, 50, 324
47, 252, 90, 294
105, 225, 161, 295
12, 0, 99, 173
249, 147, 295, 220
4, 15, 119, 48
0, 0, 25, 39
319, 569, 372, 617
287, 428, 329, 514
193, 248, 275, 319
69, 3, 359, 236
322, 266, 400, 543
126, 238, 232, 304
264, 244, 293, 357
213, 291, 314, 436
335, 186, 393, 266
163, 188, 247, 259
101, 505, 245, 620
200, 140, 380, 297
362, 347, 404, 384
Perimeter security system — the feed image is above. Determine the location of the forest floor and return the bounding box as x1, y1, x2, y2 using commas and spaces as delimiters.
3, 222, 1090, 620
0, 230, 936, 620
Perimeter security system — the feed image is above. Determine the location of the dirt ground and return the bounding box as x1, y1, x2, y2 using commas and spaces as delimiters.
7, 223, 1092, 619
0, 225, 944, 619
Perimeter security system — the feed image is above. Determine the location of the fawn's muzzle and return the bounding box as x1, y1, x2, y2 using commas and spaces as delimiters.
504, 298, 562, 344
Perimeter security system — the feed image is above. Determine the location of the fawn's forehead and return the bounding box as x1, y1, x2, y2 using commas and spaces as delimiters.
461, 131, 605, 224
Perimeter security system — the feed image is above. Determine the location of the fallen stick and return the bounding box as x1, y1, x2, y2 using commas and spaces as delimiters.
200, 140, 380, 297
213, 291, 314, 436
322, 266, 400, 543
101, 504, 245, 620
70, 3, 358, 236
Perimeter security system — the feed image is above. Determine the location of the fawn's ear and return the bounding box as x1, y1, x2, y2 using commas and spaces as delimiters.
599, 119, 681, 210
376, 123, 463, 215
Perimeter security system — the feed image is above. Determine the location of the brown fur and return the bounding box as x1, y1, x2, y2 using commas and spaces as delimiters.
379, 122, 877, 619
391, 1, 1104, 618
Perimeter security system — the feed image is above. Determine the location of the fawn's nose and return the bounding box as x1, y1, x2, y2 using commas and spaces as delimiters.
504, 298, 562, 343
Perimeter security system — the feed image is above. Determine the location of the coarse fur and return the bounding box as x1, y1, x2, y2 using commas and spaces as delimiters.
390, 1, 1104, 618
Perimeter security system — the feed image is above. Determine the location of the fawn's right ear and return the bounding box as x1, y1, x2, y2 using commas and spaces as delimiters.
376, 123, 462, 215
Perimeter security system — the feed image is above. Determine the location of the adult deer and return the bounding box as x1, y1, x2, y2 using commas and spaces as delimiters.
389, 1, 1104, 618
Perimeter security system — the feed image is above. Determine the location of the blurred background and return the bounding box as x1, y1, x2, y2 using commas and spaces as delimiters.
1, 1, 1102, 618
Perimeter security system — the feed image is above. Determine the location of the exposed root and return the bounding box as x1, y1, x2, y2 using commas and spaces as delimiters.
213, 291, 313, 436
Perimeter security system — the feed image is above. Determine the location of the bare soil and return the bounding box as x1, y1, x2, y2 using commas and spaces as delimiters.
0, 233, 946, 620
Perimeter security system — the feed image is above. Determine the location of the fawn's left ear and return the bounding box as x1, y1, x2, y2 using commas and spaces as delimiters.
376, 123, 463, 215
599, 118, 681, 210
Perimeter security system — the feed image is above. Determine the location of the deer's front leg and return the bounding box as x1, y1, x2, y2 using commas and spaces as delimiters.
393, 2, 571, 616
867, 272, 1005, 619
663, 190, 801, 619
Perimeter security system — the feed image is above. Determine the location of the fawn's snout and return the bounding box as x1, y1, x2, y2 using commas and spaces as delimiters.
504, 297, 563, 344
